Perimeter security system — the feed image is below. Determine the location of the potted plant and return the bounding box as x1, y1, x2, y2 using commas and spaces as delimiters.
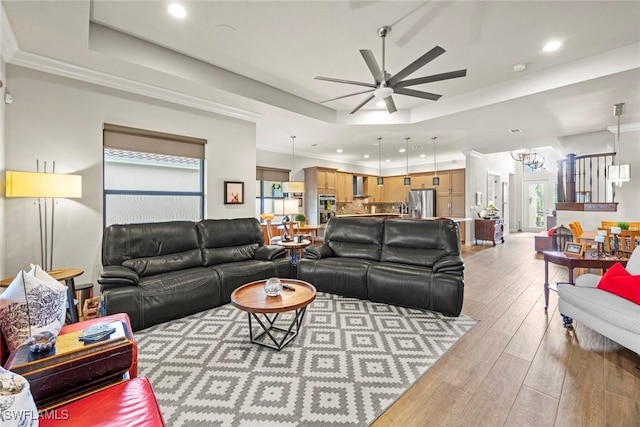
294, 213, 306, 227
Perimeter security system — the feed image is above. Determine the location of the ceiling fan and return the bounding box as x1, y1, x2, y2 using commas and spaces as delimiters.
315, 26, 467, 114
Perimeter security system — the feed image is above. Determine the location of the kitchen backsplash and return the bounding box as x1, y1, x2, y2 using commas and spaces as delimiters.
336, 199, 401, 215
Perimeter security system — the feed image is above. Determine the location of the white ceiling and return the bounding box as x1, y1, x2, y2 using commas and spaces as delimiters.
3, 0, 640, 170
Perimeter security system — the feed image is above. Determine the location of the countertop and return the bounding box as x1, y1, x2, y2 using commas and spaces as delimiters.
335, 213, 402, 217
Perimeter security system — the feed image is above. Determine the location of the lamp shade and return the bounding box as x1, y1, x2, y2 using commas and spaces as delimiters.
5, 171, 82, 198
282, 181, 305, 193
274, 198, 299, 216
608, 164, 631, 183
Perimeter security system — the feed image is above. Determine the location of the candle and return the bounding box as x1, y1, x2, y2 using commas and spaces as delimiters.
594, 235, 605, 243
611, 226, 622, 234
597, 230, 607, 236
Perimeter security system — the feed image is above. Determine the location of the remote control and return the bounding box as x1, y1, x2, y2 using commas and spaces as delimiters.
282, 283, 296, 291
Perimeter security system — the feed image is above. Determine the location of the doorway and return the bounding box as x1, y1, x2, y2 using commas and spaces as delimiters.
522, 179, 553, 232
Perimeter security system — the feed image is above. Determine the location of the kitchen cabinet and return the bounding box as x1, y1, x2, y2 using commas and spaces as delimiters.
381, 176, 409, 203
336, 172, 353, 203
305, 167, 337, 194
435, 169, 466, 240
363, 176, 382, 203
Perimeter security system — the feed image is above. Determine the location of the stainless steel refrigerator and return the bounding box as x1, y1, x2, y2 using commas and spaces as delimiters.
408, 189, 436, 219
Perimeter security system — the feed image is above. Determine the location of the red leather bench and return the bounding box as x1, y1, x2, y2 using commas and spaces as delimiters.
39, 376, 165, 426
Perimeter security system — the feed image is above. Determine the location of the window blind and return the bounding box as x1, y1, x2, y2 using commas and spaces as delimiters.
103, 123, 206, 159
256, 167, 290, 182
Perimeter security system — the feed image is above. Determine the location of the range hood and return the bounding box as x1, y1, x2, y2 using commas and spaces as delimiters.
353, 176, 371, 199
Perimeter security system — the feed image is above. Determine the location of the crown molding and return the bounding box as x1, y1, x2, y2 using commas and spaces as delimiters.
462, 150, 483, 158
1, 4, 19, 62
607, 122, 640, 134
8, 50, 262, 122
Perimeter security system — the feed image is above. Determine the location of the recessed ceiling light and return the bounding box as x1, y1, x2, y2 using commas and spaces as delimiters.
376, 101, 386, 108
419, 154, 426, 158
385, 159, 390, 162
364, 154, 370, 158
168, 3, 187, 18
543, 40, 562, 52
336, 149, 343, 153
399, 148, 406, 153
513, 63, 527, 72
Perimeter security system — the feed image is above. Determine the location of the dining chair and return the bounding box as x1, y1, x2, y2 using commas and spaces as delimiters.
618, 230, 640, 256
553, 225, 574, 251
627, 222, 639, 231
568, 221, 583, 239
600, 220, 618, 230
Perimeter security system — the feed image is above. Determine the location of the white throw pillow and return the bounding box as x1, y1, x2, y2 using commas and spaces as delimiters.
0, 366, 38, 426
0, 267, 67, 352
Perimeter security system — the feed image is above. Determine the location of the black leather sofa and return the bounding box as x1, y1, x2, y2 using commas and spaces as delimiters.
298, 217, 464, 316
99, 218, 291, 331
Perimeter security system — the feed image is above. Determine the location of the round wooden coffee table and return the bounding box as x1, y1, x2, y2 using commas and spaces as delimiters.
231, 279, 316, 350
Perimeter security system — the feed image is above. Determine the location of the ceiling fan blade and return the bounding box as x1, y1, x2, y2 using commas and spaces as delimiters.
394, 88, 442, 101
360, 49, 384, 83
386, 46, 446, 87
384, 96, 397, 114
395, 69, 467, 88
315, 76, 376, 88
350, 94, 375, 114
320, 89, 374, 103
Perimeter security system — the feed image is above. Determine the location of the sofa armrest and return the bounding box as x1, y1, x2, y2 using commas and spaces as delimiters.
433, 255, 464, 274
99, 265, 139, 287
574, 273, 601, 288
255, 245, 287, 260
304, 244, 334, 260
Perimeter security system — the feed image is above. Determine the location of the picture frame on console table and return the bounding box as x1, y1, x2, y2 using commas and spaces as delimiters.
564, 242, 585, 256
224, 181, 244, 204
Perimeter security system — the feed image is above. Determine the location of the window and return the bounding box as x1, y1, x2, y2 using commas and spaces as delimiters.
256, 167, 289, 223
103, 124, 205, 227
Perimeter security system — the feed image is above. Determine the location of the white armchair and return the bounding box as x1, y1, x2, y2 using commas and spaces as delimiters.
557, 247, 640, 353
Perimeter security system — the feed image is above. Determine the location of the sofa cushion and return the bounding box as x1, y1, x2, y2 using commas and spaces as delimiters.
102, 221, 200, 267
596, 262, 640, 304
210, 260, 281, 303
381, 219, 460, 267
367, 263, 463, 316
123, 249, 203, 277
324, 217, 384, 261
298, 257, 373, 299
558, 284, 640, 334
198, 218, 264, 266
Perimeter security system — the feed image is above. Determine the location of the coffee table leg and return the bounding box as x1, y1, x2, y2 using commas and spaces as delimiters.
247, 308, 308, 351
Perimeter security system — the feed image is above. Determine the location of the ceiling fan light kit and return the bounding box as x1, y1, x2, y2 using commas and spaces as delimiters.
316, 25, 467, 114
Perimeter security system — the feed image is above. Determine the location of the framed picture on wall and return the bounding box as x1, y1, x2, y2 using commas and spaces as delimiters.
224, 181, 244, 204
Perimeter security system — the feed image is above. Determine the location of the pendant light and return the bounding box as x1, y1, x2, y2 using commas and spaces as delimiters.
608, 102, 630, 186
432, 136, 440, 186
403, 137, 411, 186
281, 135, 305, 193
377, 137, 384, 186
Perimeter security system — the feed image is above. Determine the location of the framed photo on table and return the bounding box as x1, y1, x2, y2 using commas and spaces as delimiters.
224, 181, 244, 204
564, 242, 585, 256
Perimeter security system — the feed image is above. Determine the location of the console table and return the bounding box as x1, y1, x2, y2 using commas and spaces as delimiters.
475, 219, 504, 246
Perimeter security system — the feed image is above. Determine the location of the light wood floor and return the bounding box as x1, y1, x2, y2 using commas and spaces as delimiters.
372, 232, 640, 427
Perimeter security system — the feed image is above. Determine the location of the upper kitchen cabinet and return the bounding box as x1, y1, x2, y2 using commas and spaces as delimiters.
436, 169, 465, 217
336, 172, 354, 203
363, 176, 382, 203
305, 167, 337, 194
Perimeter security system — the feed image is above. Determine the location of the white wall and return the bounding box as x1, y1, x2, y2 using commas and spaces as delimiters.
4, 66, 256, 282
0, 55, 5, 280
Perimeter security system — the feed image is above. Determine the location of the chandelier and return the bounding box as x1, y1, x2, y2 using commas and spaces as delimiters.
510, 149, 545, 170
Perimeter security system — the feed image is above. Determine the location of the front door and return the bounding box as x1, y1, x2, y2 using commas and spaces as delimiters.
523, 179, 552, 232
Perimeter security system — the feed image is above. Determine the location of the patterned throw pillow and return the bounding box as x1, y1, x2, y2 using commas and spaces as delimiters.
0, 366, 38, 426
0, 266, 67, 352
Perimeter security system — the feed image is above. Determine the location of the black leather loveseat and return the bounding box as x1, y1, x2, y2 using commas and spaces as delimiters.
298, 217, 464, 316
99, 218, 291, 331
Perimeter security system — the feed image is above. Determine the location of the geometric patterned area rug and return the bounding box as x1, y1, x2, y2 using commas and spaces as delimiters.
135, 292, 477, 426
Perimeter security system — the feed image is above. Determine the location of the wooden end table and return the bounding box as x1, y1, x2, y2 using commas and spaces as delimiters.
231, 279, 316, 350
